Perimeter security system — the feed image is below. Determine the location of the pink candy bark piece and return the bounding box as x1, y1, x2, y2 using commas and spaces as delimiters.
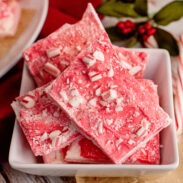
0, 0, 21, 37
24, 3, 106, 86
114, 46, 148, 78
11, 85, 80, 156
46, 36, 171, 164
24, 3, 147, 87
65, 80, 160, 164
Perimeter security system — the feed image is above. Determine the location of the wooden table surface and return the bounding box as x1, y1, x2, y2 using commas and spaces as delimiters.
0, 163, 76, 183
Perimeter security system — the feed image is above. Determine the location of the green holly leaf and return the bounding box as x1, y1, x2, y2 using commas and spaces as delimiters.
127, 37, 138, 47
134, 0, 148, 16
97, 0, 140, 18
106, 27, 135, 42
154, 1, 183, 25
154, 28, 179, 56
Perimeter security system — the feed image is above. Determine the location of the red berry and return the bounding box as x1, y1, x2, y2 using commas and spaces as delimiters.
138, 27, 145, 34
117, 22, 125, 28
144, 23, 151, 30
125, 20, 134, 27
116, 20, 135, 35
148, 28, 156, 36
122, 28, 130, 34
127, 28, 133, 33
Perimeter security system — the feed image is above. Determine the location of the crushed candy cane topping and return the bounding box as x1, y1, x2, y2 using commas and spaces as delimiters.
76, 46, 81, 51
90, 74, 102, 82
59, 90, 68, 101
102, 89, 117, 102
89, 98, 97, 107
40, 132, 48, 142
116, 138, 123, 147
137, 127, 146, 136
69, 96, 83, 107
108, 67, 114, 77
129, 66, 141, 76
128, 139, 135, 145
43, 63, 61, 77
82, 55, 96, 67
95, 88, 101, 96
120, 61, 132, 70
21, 95, 35, 108
49, 130, 61, 140
106, 119, 113, 125
93, 51, 104, 61
46, 48, 60, 58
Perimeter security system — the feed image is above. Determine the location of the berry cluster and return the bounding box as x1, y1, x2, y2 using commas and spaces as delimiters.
138, 23, 156, 41
116, 20, 156, 42
116, 20, 136, 35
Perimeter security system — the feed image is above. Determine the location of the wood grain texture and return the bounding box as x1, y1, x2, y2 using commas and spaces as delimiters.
0, 163, 76, 183
0, 173, 6, 183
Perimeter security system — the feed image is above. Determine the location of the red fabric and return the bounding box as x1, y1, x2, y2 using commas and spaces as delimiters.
49, 0, 101, 19
40, 7, 77, 38
0, 0, 102, 161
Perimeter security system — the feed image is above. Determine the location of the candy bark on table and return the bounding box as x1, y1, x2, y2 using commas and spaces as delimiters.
0, 0, 21, 38
11, 85, 80, 156
46, 35, 171, 164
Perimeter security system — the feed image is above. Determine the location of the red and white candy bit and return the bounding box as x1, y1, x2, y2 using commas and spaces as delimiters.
129, 66, 141, 76
20, 94, 35, 108
46, 48, 60, 58
43, 62, 61, 77
88, 71, 102, 82
82, 55, 96, 67
174, 34, 183, 135
172, 73, 177, 95
174, 93, 183, 135
93, 50, 104, 61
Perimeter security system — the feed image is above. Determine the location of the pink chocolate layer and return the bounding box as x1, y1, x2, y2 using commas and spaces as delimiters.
45, 35, 171, 164
11, 85, 80, 156
24, 3, 147, 87
24, 3, 106, 86
114, 46, 147, 78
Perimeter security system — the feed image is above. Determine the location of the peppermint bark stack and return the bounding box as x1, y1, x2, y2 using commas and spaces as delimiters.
12, 3, 171, 165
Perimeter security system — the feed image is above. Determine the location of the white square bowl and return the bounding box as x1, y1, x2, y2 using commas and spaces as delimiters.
9, 48, 179, 177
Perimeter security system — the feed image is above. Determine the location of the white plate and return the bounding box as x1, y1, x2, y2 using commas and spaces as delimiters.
9, 49, 179, 177
0, 0, 48, 78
